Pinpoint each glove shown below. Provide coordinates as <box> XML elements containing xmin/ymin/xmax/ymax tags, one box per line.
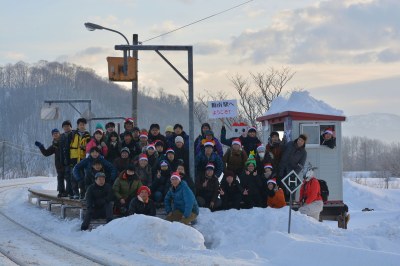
<box><xmin>35</xmin><ymin>141</ymin><xmax>44</xmax><ymax>149</ymax></box>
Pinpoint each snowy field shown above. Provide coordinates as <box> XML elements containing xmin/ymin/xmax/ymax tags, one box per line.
<box><xmin>0</xmin><ymin>175</ymin><xmax>399</xmax><ymax>265</ymax></box>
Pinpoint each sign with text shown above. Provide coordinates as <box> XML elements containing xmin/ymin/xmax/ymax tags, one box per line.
<box><xmin>207</xmin><ymin>100</ymin><xmax>238</xmax><ymax>119</ymax></box>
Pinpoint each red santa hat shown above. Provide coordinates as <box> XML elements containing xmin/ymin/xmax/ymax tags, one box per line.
<box><xmin>124</xmin><ymin>117</ymin><xmax>134</xmax><ymax>124</ymax></box>
<box><xmin>137</xmin><ymin>185</ymin><xmax>151</xmax><ymax>195</ymax></box>
<box><xmin>147</xmin><ymin>143</ymin><xmax>156</xmax><ymax>150</ymax></box>
<box><xmin>267</xmin><ymin>178</ymin><xmax>277</xmax><ymax>185</ymax></box>
<box><xmin>264</xmin><ymin>163</ymin><xmax>273</xmax><ymax>169</ymax></box>
<box><xmin>139</xmin><ymin>154</ymin><xmax>148</xmax><ymax>161</ymax></box>
<box><xmin>94</xmin><ymin>128</ymin><xmax>104</xmax><ymax>135</ymax></box>
<box><xmin>166</xmin><ymin>148</ymin><xmax>175</xmax><ymax>154</ymax></box>
<box><xmin>257</xmin><ymin>143</ymin><xmax>265</xmax><ymax>152</ymax></box>
<box><xmin>170</xmin><ymin>171</ymin><xmax>181</xmax><ymax>181</ymax></box>
<box><xmin>139</xmin><ymin>131</ymin><xmax>148</xmax><ymax>139</ymax></box>
<box><xmin>248</xmin><ymin>126</ymin><xmax>257</xmax><ymax>133</ymax></box>
<box><xmin>205</xmin><ymin>163</ymin><xmax>215</xmax><ymax>170</ymax></box>
<box><xmin>323</xmin><ymin>128</ymin><xmax>334</xmax><ymax>135</ymax></box>
<box><xmin>232</xmin><ymin>138</ymin><xmax>242</xmax><ymax>146</ymax></box>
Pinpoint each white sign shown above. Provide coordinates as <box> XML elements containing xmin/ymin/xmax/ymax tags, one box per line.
<box><xmin>207</xmin><ymin>100</ymin><xmax>238</xmax><ymax>119</ymax></box>
<box><xmin>281</xmin><ymin>170</ymin><xmax>303</xmax><ymax>194</ymax></box>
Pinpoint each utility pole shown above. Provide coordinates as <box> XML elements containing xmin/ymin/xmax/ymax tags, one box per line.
<box><xmin>132</xmin><ymin>34</ymin><xmax>138</xmax><ymax>124</ymax></box>
<box><xmin>2</xmin><ymin>140</ymin><xmax>4</xmax><ymax>180</ymax></box>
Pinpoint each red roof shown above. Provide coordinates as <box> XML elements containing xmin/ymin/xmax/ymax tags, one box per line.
<box><xmin>256</xmin><ymin>111</ymin><xmax>346</xmax><ymax>123</ymax></box>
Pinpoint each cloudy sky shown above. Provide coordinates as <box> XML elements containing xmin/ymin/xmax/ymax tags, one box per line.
<box><xmin>1</xmin><ymin>0</ymin><xmax>399</xmax><ymax>116</ymax></box>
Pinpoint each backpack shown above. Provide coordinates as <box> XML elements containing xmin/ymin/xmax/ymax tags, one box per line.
<box><xmin>318</xmin><ymin>179</ymin><xmax>329</xmax><ymax>202</ymax></box>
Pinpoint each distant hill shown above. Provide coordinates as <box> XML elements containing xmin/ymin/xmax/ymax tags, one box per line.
<box><xmin>343</xmin><ymin>113</ymin><xmax>400</xmax><ymax>143</ymax></box>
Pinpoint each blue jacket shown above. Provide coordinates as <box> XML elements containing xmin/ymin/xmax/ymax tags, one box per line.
<box><xmin>195</xmin><ymin>151</ymin><xmax>224</xmax><ymax>178</ymax></box>
<box><xmin>73</xmin><ymin>156</ymin><xmax>117</xmax><ymax>182</ymax></box>
<box><xmin>164</xmin><ymin>181</ymin><xmax>199</xmax><ymax>218</ymax></box>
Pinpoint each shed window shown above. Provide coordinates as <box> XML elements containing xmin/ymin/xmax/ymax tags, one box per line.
<box><xmin>300</xmin><ymin>124</ymin><xmax>320</xmax><ymax>145</ymax></box>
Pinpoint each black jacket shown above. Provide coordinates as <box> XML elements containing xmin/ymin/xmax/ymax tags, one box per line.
<box><xmin>59</xmin><ymin>131</ymin><xmax>73</xmax><ymax>166</ymax></box>
<box><xmin>39</xmin><ymin>140</ymin><xmax>63</xmax><ymax>172</ymax></box>
<box><xmin>85</xmin><ymin>182</ymin><xmax>113</xmax><ymax>210</ymax></box>
<box><xmin>279</xmin><ymin>138</ymin><xmax>307</xmax><ymax>177</ymax></box>
<box><xmin>128</xmin><ymin>196</ymin><xmax>156</xmax><ymax>216</ymax></box>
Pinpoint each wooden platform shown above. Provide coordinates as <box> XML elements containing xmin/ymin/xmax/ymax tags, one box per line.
<box><xmin>28</xmin><ymin>188</ymin><xmax>86</xmax><ymax>219</ymax></box>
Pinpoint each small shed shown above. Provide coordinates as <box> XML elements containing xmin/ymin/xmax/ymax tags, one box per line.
<box><xmin>257</xmin><ymin>111</ymin><xmax>347</xmax><ymax>219</ymax></box>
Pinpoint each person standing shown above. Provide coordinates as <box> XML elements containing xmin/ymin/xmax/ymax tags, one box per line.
<box><xmin>35</xmin><ymin>128</ymin><xmax>66</xmax><ymax>197</ymax></box>
<box><xmin>59</xmin><ymin>120</ymin><xmax>74</xmax><ymax>198</ymax></box>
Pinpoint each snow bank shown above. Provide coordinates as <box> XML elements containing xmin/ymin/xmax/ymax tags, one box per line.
<box><xmin>266</xmin><ymin>91</ymin><xmax>344</xmax><ymax>116</ymax></box>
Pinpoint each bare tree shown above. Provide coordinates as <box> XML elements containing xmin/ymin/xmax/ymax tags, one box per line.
<box><xmin>229</xmin><ymin>67</ymin><xmax>295</xmax><ymax>125</ymax></box>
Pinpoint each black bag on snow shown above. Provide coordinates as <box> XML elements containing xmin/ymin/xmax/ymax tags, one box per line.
<box><xmin>318</xmin><ymin>179</ymin><xmax>329</xmax><ymax>202</ymax></box>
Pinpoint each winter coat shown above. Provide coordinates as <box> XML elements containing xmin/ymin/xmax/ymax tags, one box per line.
<box><xmin>180</xmin><ymin>173</ymin><xmax>195</xmax><ymax>194</ymax></box>
<box><xmin>223</xmin><ymin>148</ymin><xmax>248</xmax><ymax>176</ymax></box>
<box><xmin>279</xmin><ymin>138</ymin><xmax>307</xmax><ymax>177</ymax></box>
<box><xmin>121</xmin><ymin>140</ymin><xmax>140</xmax><ymax>159</ymax></box>
<box><xmin>219</xmin><ymin>179</ymin><xmax>242</xmax><ymax>206</ymax></box>
<box><xmin>85</xmin><ymin>182</ymin><xmax>113</xmax><ymax>210</ymax></box>
<box><xmin>195</xmin><ymin>137</ymin><xmax>224</xmax><ymax>158</ymax></box>
<box><xmin>299</xmin><ymin>177</ymin><xmax>322</xmax><ymax>205</ymax></box>
<box><xmin>320</xmin><ymin>135</ymin><xmax>336</xmax><ymax>149</ymax></box>
<box><xmin>112</xmin><ymin>171</ymin><xmax>142</xmax><ymax>201</ymax></box>
<box><xmin>135</xmin><ymin>164</ymin><xmax>153</xmax><ymax>187</ymax></box>
<box><xmin>73</xmin><ymin>156</ymin><xmax>117</xmax><ymax>183</ymax></box>
<box><xmin>173</xmin><ymin>145</ymin><xmax>189</xmax><ymax>171</ymax></box>
<box><xmin>151</xmin><ymin>169</ymin><xmax>172</xmax><ymax>198</ymax></box>
<box><xmin>266</xmin><ymin>141</ymin><xmax>284</xmax><ymax>172</ymax></box>
<box><xmin>164</xmin><ymin>181</ymin><xmax>199</xmax><ymax>218</ymax></box>
<box><xmin>86</xmin><ymin>138</ymin><xmax>108</xmax><ymax>157</ymax></box>
<box><xmin>128</xmin><ymin>196</ymin><xmax>156</xmax><ymax>216</ymax></box>
<box><xmin>105</xmin><ymin>140</ymin><xmax>121</xmax><ymax>163</ymax></box>
<box><xmin>59</xmin><ymin>131</ymin><xmax>73</xmax><ymax>166</ymax></box>
<box><xmin>69</xmin><ymin>130</ymin><xmax>91</xmax><ymax>164</ymax></box>
<box><xmin>166</xmin><ymin>131</ymin><xmax>190</xmax><ymax>150</ymax></box>
<box><xmin>238</xmin><ymin>170</ymin><xmax>260</xmax><ymax>196</ymax></box>
<box><xmin>113</xmin><ymin>157</ymin><xmax>135</xmax><ymax>175</ymax></box>
<box><xmin>195</xmin><ymin>151</ymin><xmax>224</xmax><ymax>178</ymax></box>
<box><xmin>267</xmin><ymin>188</ymin><xmax>286</xmax><ymax>208</ymax></box>
<box><xmin>255</xmin><ymin>153</ymin><xmax>273</xmax><ymax>176</ymax></box>
<box><xmin>146</xmin><ymin>152</ymin><xmax>159</xmax><ymax>170</ymax></box>
<box><xmin>195</xmin><ymin>175</ymin><xmax>220</xmax><ymax>204</ymax></box>
<box><xmin>148</xmin><ymin>132</ymin><xmax>167</xmax><ymax>146</ymax></box>
<box><xmin>38</xmin><ymin>140</ymin><xmax>63</xmax><ymax>172</ymax></box>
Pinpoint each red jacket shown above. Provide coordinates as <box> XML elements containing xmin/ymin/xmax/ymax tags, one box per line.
<box><xmin>86</xmin><ymin>138</ymin><xmax>108</xmax><ymax>157</ymax></box>
<box><xmin>299</xmin><ymin>177</ymin><xmax>322</xmax><ymax>205</ymax></box>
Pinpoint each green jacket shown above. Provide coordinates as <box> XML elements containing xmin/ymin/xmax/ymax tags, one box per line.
<box><xmin>113</xmin><ymin>170</ymin><xmax>142</xmax><ymax>200</ymax></box>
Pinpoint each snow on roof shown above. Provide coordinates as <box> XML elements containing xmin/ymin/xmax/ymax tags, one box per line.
<box><xmin>266</xmin><ymin>91</ymin><xmax>344</xmax><ymax>116</ymax></box>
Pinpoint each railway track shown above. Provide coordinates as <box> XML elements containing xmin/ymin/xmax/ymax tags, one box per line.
<box><xmin>0</xmin><ymin>178</ymin><xmax>109</xmax><ymax>266</ymax></box>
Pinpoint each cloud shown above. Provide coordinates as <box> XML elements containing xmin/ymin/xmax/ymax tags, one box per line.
<box><xmin>230</xmin><ymin>0</ymin><xmax>400</xmax><ymax>64</ymax></box>
<box><xmin>194</xmin><ymin>40</ymin><xmax>226</xmax><ymax>55</ymax></box>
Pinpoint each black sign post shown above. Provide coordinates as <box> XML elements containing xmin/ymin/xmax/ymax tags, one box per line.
<box><xmin>282</xmin><ymin>170</ymin><xmax>303</xmax><ymax>234</ymax></box>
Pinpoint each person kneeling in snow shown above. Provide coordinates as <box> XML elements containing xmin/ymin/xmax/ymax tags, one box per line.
<box><xmin>266</xmin><ymin>178</ymin><xmax>286</xmax><ymax>209</ymax></box>
<box><xmin>81</xmin><ymin>172</ymin><xmax>113</xmax><ymax>231</ymax></box>
<box><xmin>298</xmin><ymin>168</ymin><xmax>323</xmax><ymax>220</ymax></box>
<box><xmin>164</xmin><ymin>172</ymin><xmax>199</xmax><ymax>225</ymax></box>
<box><xmin>128</xmin><ymin>186</ymin><xmax>156</xmax><ymax>216</ymax></box>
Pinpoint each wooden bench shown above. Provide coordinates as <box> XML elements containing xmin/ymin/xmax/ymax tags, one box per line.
<box><xmin>28</xmin><ymin>189</ymin><xmax>87</xmax><ymax>219</ymax></box>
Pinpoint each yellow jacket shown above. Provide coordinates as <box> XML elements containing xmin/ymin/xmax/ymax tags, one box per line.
<box><xmin>70</xmin><ymin>130</ymin><xmax>90</xmax><ymax>162</ymax></box>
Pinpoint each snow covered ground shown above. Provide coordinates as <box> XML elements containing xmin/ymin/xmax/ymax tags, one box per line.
<box><xmin>0</xmin><ymin>176</ymin><xmax>399</xmax><ymax>265</ymax></box>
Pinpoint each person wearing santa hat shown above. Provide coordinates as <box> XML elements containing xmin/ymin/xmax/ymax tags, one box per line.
<box><xmin>151</xmin><ymin>160</ymin><xmax>172</xmax><ymax>205</ymax></box>
<box><xmin>195</xmin><ymin>141</ymin><xmax>224</xmax><ymax>180</ymax></box>
<box><xmin>144</xmin><ymin>143</ymin><xmax>159</xmax><ymax>170</ymax></box>
<box><xmin>128</xmin><ymin>185</ymin><xmax>156</xmax><ymax>216</ymax></box>
<box><xmin>135</xmin><ymin>154</ymin><xmax>153</xmax><ymax>187</ymax></box>
<box><xmin>195</xmin><ymin>163</ymin><xmax>221</xmax><ymax>211</ymax></box>
<box><xmin>255</xmin><ymin>143</ymin><xmax>272</xmax><ymax>174</ymax></box>
<box><xmin>266</xmin><ymin>178</ymin><xmax>286</xmax><ymax>208</ymax></box>
<box><xmin>320</xmin><ymin>127</ymin><xmax>336</xmax><ymax>149</ymax></box>
<box><xmin>165</xmin><ymin>172</ymin><xmax>199</xmax><ymax>225</ymax></box>
<box><xmin>223</xmin><ymin>138</ymin><xmax>248</xmax><ymax>176</ymax></box>
<box><xmin>138</xmin><ymin>130</ymin><xmax>149</xmax><ymax>153</ymax></box>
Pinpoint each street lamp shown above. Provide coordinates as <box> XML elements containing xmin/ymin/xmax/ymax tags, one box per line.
<box><xmin>84</xmin><ymin>22</ymin><xmax>139</xmax><ymax>124</ymax></box>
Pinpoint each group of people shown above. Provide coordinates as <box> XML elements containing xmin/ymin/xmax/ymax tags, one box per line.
<box><xmin>35</xmin><ymin>118</ymin><xmax>336</xmax><ymax>229</ymax></box>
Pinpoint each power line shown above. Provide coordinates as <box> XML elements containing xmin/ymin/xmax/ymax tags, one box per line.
<box><xmin>141</xmin><ymin>0</ymin><xmax>254</xmax><ymax>43</ymax></box>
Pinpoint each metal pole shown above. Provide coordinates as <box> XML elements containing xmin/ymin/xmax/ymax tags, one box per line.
<box><xmin>88</xmin><ymin>100</ymin><xmax>92</xmax><ymax>133</ymax></box>
<box><xmin>132</xmin><ymin>34</ymin><xmax>138</xmax><ymax>124</ymax></box>
<box><xmin>288</xmin><ymin>193</ymin><xmax>293</xmax><ymax>234</ymax></box>
<box><xmin>188</xmin><ymin>47</ymin><xmax>195</xmax><ymax>181</ymax></box>
<box><xmin>2</xmin><ymin>140</ymin><xmax>4</xmax><ymax>180</ymax></box>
